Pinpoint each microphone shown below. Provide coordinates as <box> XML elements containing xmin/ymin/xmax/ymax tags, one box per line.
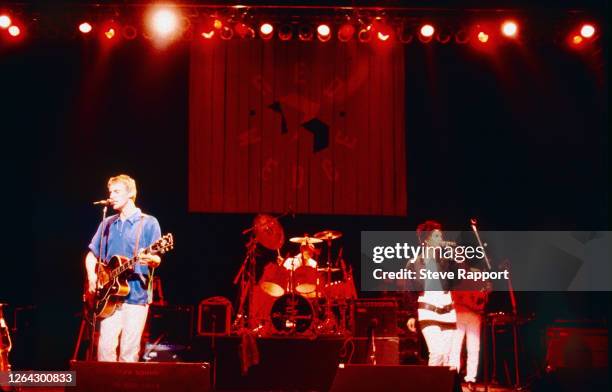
<box><xmin>470</xmin><ymin>218</ymin><xmax>478</xmax><ymax>226</ymax></box>
<box><xmin>93</xmin><ymin>199</ymin><xmax>113</xmax><ymax>206</ymax></box>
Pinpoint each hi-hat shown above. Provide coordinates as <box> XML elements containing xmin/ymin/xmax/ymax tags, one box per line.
<box><xmin>289</xmin><ymin>236</ymin><xmax>323</xmax><ymax>245</ymax></box>
<box><xmin>253</xmin><ymin>214</ymin><xmax>285</xmax><ymax>250</ymax></box>
<box><xmin>314</xmin><ymin>230</ymin><xmax>343</xmax><ymax>241</ymax></box>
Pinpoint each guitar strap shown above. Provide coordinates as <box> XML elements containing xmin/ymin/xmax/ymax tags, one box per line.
<box><xmin>133</xmin><ymin>213</ymin><xmax>157</xmax><ymax>304</ymax></box>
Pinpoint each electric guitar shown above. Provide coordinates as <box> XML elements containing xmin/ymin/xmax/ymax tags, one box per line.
<box><xmin>85</xmin><ymin>233</ymin><xmax>174</xmax><ymax>319</ymax></box>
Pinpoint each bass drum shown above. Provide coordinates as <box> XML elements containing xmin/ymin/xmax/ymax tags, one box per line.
<box><xmin>270</xmin><ymin>294</ymin><xmax>314</xmax><ymax>333</ymax></box>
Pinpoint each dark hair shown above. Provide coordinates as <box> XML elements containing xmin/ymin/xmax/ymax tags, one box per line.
<box><xmin>416</xmin><ymin>220</ymin><xmax>442</xmax><ymax>243</ymax></box>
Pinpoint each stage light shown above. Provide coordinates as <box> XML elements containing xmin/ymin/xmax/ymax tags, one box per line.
<box><xmin>358</xmin><ymin>24</ymin><xmax>372</xmax><ymax>42</ymax></box>
<box><xmin>201</xmin><ymin>30</ymin><xmax>215</xmax><ymax>39</ymax></box>
<box><xmin>259</xmin><ymin>23</ymin><xmax>274</xmax><ymax>39</ymax></box>
<box><xmin>0</xmin><ymin>14</ymin><xmax>11</xmax><ymax>29</ymax></box>
<box><xmin>104</xmin><ymin>27</ymin><xmax>116</xmax><ymax>40</ymax></box>
<box><xmin>398</xmin><ymin>25</ymin><xmax>413</xmax><ymax>44</ymax></box>
<box><xmin>150</xmin><ymin>8</ymin><xmax>179</xmax><ymax>38</ymax></box>
<box><xmin>8</xmin><ymin>25</ymin><xmax>20</xmax><ymax>37</ymax></box>
<box><xmin>337</xmin><ymin>23</ymin><xmax>355</xmax><ymax>42</ymax></box>
<box><xmin>278</xmin><ymin>24</ymin><xmax>292</xmax><ymax>41</ymax></box>
<box><xmin>436</xmin><ymin>28</ymin><xmax>452</xmax><ymax>44</ymax></box>
<box><xmin>572</xmin><ymin>34</ymin><xmax>583</xmax><ymax>45</ymax></box>
<box><xmin>501</xmin><ymin>21</ymin><xmax>518</xmax><ymax>37</ymax></box>
<box><xmin>580</xmin><ymin>24</ymin><xmax>595</xmax><ymax>38</ymax></box>
<box><xmin>420</xmin><ymin>24</ymin><xmax>434</xmax><ymax>38</ymax></box>
<box><xmin>122</xmin><ymin>25</ymin><xmax>138</xmax><ymax>40</ymax></box>
<box><xmin>213</xmin><ymin>19</ymin><xmax>223</xmax><ymax>29</ymax></box>
<box><xmin>477</xmin><ymin>31</ymin><xmax>489</xmax><ymax>43</ymax></box>
<box><xmin>220</xmin><ymin>25</ymin><xmax>233</xmax><ymax>40</ymax></box>
<box><xmin>235</xmin><ymin>22</ymin><xmax>255</xmax><ymax>39</ymax></box>
<box><xmin>317</xmin><ymin>24</ymin><xmax>331</xmax><ymax>42</ymax></box>
<box><xmin>298</xmin><ymin>24</ymin><xmax>313</xmax><ymax>41</ymax></box>
<box><xmin>377</xmin><ymin>31</ymin><xmax>390</xmax><ymax>41</ymax></box>
<box><xmin>78</xmin><ymin>22</ymin><xmax>93</xmax><ymax>34</ymax></box>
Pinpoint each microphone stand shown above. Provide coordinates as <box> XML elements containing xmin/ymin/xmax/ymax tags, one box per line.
<box><xmin>87</xmin><ymin>205</ymin><xmax>108</xmax><ymax>360</ymax></box>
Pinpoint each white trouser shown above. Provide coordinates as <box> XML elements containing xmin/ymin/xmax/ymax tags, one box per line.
<box><xmin>449</xmin><ymin>310</ymin><xmax>481</xmax><ymax>382</ymax></box>
<box><xmin>421</xmin><ymin>325</ymin><xmax>455</xmax><ymax>366</ymax></box>
<box><xmin>97</xmin><ymin>303</ymin><xmax>149</xmax><ymax>362</ymax></box>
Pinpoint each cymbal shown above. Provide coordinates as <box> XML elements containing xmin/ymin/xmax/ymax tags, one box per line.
<box><xmin>317</xmin><ymin>267</ymin><xmax>341</xmax><ymax>272</ymax></box>
<box><xmin>253</xmin><ymin>214</ymin><xmax>285</xmax><ymax>250</ymax></box>
<box><xmin>314</xmin><ymin>230</ymin><xmax>343</xmax><ymax>241</ymax></box>
<box><xmin>289</xmin><ymin>236</ymin><xmax>323</xmax><ymax>245</ymax></box>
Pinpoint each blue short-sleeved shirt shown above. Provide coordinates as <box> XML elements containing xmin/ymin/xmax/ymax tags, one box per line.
<box><xmin>88</xmin><ymin>208</ymin><xmax>162</xmax><ymax>305</ymax></box>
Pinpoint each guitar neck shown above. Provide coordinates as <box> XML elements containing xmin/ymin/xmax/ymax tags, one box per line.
<box><xmin>110</xmin><ymin>245</ymin><xmax>155</xmax><ymax>280</ymax></box>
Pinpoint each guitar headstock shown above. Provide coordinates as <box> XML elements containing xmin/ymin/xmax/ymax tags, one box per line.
<box><xmin>151</xmin><ymin>233</ymin><xmax>174</xmax><ymax>255</ymax></box>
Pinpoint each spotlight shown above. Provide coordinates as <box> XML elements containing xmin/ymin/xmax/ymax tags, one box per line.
<box><xmin>317</xmin><ymin>24</ymin><xmax>331</xmax><ymax>42</ymax></box>
<box><xmin>419</xmin><ymin>24</ymin><xmax>434</xmax><ymax>43</ymax></box>
<box><xmin>235</xmin><ymin>22</ymin><xmax>255</xmax><ymax>39</ymax></box>
<box><xmin>220</xmin><ymin>25</ymin><xmax>234</xmax><ymax>40</ymax></box>
<box><xmin>78</xmin><ymin>22</ymin><xmax>93</xmax><ymax>34</ymax></box>
<box><xmin>104</xmin><ymin>27</ymin><xmax>116</xmax><ymax>39</ymax></box>
<box><xmin>8</xmin><ymin>25</ymin><xmax>20</xmax><ymax>37</ymax></box>
<box><xmin>337</xmin><ymin>23</ymin><xmax>355</xmax><ymax>42</ymax></box>
<box><xmin>213</xmin><ymin>19</ymin><xmax>223</xmax><ymax>29</ymax></box>
<box><xmin>572</xmin><ymin>35</ymin><xmax>583</xmax><ymax>45</ymax></box>
<box><xmin>298</xmin><ymin>24</ymin><xmax>313</xmax><ymax>41</ymax></box>
<box><xmin>150</xmin><ymin>7</ymin><xmax>179</xmax><ymax>38</ymax></box>
<box><xmin>580</xmin><ymin>24</ymin><xmax>595</xmax><ymax>38</ymax></box>
<box><xmin>278</xmin><ymin>24</ymin><xmax>292</xmax><ymax>41</ymax></box>
<box><xmin>477</xmin><ymin>31</ymin><xmax>489</xmax><ymax>43</ymax></box>
<box><xmin>454</xmin><ymin>28</ymin><xmax>469</xmax><ymax>44</ymax></box>
<box><xmin>398</xmin><ymin>25</ymin><xmax>413</xmax><ymax>44</ymax></box>
<box><xmin>358</xmin><ymin>24</ymin><xmax>372</xmax><ymax>42</ymax></box>
<box><xmin>420</xmin><ymin>24</ymin><xmax>435</xmax><ymax>38</ymax></box>
<box><xmin>259</xmin><ymin>22</ymin><xmax>274</xmax><ymax>39</ymax></box>
<box><xmin>122</xmin><ymin>25</ymin><xmax>138</xmax><ymax>40</ymax></box>
<box><xmin>201</xmin><ymin>30</ymin><xmax>215</xmax><ymax>39</ymax></box>
<box><xmin>0</xmin><ymin>14</ymin><xmax>12</xmax><ymax>29</ymax></box>
<box><xmin>501</xmin><ymin>20</ymin><xmax>518</xmax><ymax>38</ymax></box>
<box><xmin>436</xmin><ymin>28</ymin><xmax>452</xmax><ymax>44</ymax></box>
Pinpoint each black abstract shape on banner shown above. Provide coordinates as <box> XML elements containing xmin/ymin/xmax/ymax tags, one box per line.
<box><xmin>301</xmin><ymin>118</ymin><xmax>329</xmax><ymax>153</ymax></box>
<box><xmin>268</xmin><ymin>101</ymin><xmax>288</xmax><ymax>134</ymax></box>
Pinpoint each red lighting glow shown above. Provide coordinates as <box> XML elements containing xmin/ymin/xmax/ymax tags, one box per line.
<box><xmin>8</xmin><ymin>25</ymin><xmax>20</xmax><ymax>37</ymax></box>
<box><xmin>0</xmin><ymin>14</ymin><xmax>11</xmax><ymax>29</ymax></box>
<box><xmin>201</xmin><ymin>30</ymin><xmax>215</xmax><ymax>39</ymax></box>
<box><xmin>420</xmin><ymin>24</ymin><xmax>435</xmax><ymax>37</ymax></box>
<box><xmin>572</xmin><ymin>35</ymin><xmax>583</xmax><ymax>45</ymax></box>
<box><xmin>501</xmin><ymin>21</ymin><xmax>518</xmax><ymax>37</ymax></box>
<box><xmin>338</xmin><ymin>23</ymin><xmax>355</xmax><ymax>42</ymax></box>
<box><xmin>477</xmin><ymin>31</ymin><xmax>489</xmax><ymax>43</ymax></box>
<box><xmin>580</xmin><ymin>24</ymin><xmax>595</xmax><ymax>38</ymax></box>
<box><xmin>79</xmin><ymin>22</ymin><xmax>93</xmax><ymax>34</ymax></box>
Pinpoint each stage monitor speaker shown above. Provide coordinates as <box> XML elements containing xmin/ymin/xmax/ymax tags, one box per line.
<box><xmin>329</xmin><ymin>364</ymin><xmax>461</xmax><ymax>392</ymax></box>
<box><xmin>350</xmin><ymin>337</ymin><xmax>399</xmax><ymax>365</ymax></box>
<box><xmin>145</xmin><ymin>304</ymin><xmax>194</xmax><ymax>345</ymax></box>
<box><xmin>353</xmin><ymin>298</ymin><xmax>398</xmax><ymax>337</ymax></box>
<box><xmin>70</xmin><ymin>360</ymin><xmax>210</xmax><ymax>392</ymax></box>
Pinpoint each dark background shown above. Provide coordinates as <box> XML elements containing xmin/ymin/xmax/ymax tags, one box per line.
<box><xmin>0</xmin><ymin>1</ymin><xmax>609</xmax><ymax>371</ymax></box>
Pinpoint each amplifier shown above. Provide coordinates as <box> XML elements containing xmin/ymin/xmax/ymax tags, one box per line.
<box><xmin>546</xmin><ymin>326</ymin><xmax>608</xmax><ymax>369</ymax></box>
<box><xmin>197</xmin><ymin>296</ymin><xmax>233</xmax><ymax>336</ymax></box>
<box><xmin>352</xmin><ymin>298</ymin><xmax>398</xmax><ymax>338</ymax></box>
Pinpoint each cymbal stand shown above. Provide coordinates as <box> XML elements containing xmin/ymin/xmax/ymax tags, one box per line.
<box><xmin>233</xmin><ymin>237</ymin><xmax>257</xmax><ymax>330</ymax></box>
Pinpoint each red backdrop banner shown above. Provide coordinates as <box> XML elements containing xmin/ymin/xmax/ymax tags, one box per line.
<box><xmin>189</xmin><ymin>39</ymin><xmax>406</xmax><ymax>215</ymax></box>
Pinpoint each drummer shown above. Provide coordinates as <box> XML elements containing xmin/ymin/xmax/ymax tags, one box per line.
<box><xmin>283</xmin><ymin>244</ymin><xmax>318</xmax><ymax>270</ymax></box>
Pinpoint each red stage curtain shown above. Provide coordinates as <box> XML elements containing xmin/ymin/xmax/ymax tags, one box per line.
<box><xmin>189</xmin><ymin>39</ymin><xmax>406</xmax><ymax>215</ymax></box>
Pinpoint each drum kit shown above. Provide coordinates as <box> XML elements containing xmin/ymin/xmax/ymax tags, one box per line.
<box><xmin>234</xmin><ymin>213</ymin><xmax>356</xmax><ymax>336</ymax></box>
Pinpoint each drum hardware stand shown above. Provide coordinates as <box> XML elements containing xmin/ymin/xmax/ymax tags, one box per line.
<box><xmin>0</xmin><ymin>304</ymin><xmax>13</xmax><ymax>375</ymax></box>
<box><xmin>233</xmin><ymin>237</ymin><xmax>257</xmax><ymax>330</ymax></box>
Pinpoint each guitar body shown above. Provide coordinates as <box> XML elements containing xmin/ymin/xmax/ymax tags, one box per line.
<box><xmin>93</xmin><ymin>255</ymin><xmax>131</xmax><ymax>319</ymax></box>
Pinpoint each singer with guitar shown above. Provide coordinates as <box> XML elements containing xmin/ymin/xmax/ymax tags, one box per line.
<box><xmin>84</xmin><ymin>174</ymin><xmax>162</xmax><ymax>362</ymax></box>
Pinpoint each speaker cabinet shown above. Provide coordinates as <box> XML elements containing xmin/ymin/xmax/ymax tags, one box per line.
<box><xmin>329</xmin><ymin>364</ymin><xmax>461</xmax><ymax>392</ymax></box>
<box><xmin>70</xmin><ymin>360</ymin><xmax>210</xmax><ymax>392</ymax></box>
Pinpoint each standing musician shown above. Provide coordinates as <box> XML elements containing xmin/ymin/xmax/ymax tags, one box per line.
<box><xmin>85</xmin><ymin>174</ymin><xmax>162</xmax><ymax>362</ymax></box>
<box><xmin>410</xmin><ymin>220</ymin><xmax>457</xmax><ymax>367</ymax></box>
<box><xmin>449</xmin><ymin>266</ymin><xmax>490</xmax><ymax>386</ymax></box>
